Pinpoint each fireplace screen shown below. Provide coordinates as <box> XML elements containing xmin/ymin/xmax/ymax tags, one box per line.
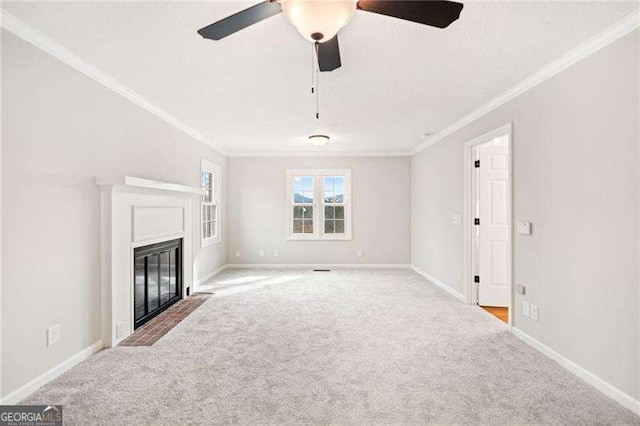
<box><xmin>134</xmin><ymin>238</ymin><xmax>182</xmax><ymax>328</ymax></box>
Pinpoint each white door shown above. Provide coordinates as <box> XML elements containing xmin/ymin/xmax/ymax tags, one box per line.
<box><xmin>478</xmin><ymin>136</ymin><xmax>509</xmax><ymax>307</ymax></box>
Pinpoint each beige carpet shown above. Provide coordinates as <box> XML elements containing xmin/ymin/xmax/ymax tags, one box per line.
<box><xmin>24</xmin><ymin>269</ymin><xmax>639</xmax><ymax>424</ymax></box>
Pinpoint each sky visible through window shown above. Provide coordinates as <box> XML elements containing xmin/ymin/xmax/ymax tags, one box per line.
<box><xmin>293</xmin><ymin>176</ymin><xmax>313</xmax><ymax>203</ymax></box>
<box><xmin>293</xmin><ymin>176</ymin><xmax>344</xmax><ymax>203</ymax></box>
<box><xmin>323</xmin><ymin>177</ymin><xmax>345</xmax><ymax>203</ymax></box>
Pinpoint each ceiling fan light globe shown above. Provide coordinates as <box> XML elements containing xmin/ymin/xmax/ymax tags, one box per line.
<box><xmin>308</xmin><ymin>134</ymin><xmax>330</xmax><ymax>146</ymax></box>
<box><xmin>280</xmin><ymin>0</ymin><xmax>357</xmax><ymax>43</ymax></box>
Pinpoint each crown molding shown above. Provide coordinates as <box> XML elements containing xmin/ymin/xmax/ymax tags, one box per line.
<box><xmin>4</xmin><ymin>8</ymin><xmax>637</xmax><ymax>159</ymax></box>
<box><xmin>0</xmin><ymin>10</ymin><xmax>410</xmax><ymax>159</ymax></box>
<box><xmin>226</xmin><ymin>150</ymin><xmax>411</xmax><ymax>158</ymax></box>
<box><xmin>411</xmin><ymin>10</ymin><xmax>640</xmax><ymax>155</ymax></box>
<box><xmin>1</xmin><ymin>10</ymin><xmax>229</xmax><ymax>156</ymax></box>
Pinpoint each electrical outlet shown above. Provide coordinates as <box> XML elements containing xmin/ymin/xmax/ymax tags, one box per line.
<box><xmin>517</xmin><ymin>221</ymin><xmax>532</xmax><ymax>235</ymax></box>
<box><xmin>530</xmin><ymin>304</ymin><xmax>539</xmax><ymax>321</ymax></box>
<box><xmin>235</xmin><ymin>250</ymin><xmax>241</xmax><ymax>257</ymax></box>
<box><xmin>522</xmin><ymin>301</ymin><xmax>530</xmax><ymax>318</ymax></box>
<box><xmin>356</xmin><ymin>249</ymin><xmax>363</xmax><ymax>257</ymax></box>
<box><xmin>47</xmin><ymin>324</ymin><xmax>61</xmax><ymax>347</ymax></box>
<box><xmin>456</xmin><ymin>270</ymin><xmax>462</xmax><ymax>281</ymax></box>
<box><xmin>451</xmin><ymin>214</ymin><xmax>461</xmax><ymax>225</ymax></box>
<box><xmin>116</xmin><ymin>322</ymin><xmax>124</xmax><ymax>339</ymax></box>
<box><xmin>259</xmin><ymin>250</ymin><xmax>264</xmax><ymax>257</ymax></box>
<box><xmin>273</xmin><ymin>249</ymin><xmax>279</xmax><ymax>257</ymax></box>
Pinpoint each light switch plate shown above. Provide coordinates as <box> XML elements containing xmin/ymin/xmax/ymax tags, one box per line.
<box><xmin>522</xmin><ymin>301</ymin><xmax>530</xmax><ymax>318</ymax></box>
<box><xmin>530</xmin><ymin>304</ymin><xmax>539</xmax><ymax>321</ymax></box>
<box><xmin>47</xmin><ymin>324</ymin><xmax>61</xmax><ymax>347</ymax></box>
<box><xmin>515</xmin><ymin>284</ymin><xmax>526</xmax><ymax>295</ymax></box>
<box><xmin>517</xmin><ymin>221</ymin><xmax>532</xmax><ymax>235</ymax></box>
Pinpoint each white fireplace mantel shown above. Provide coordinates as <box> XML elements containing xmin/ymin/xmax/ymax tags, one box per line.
<box><xmin>95</xmin><ymin>176</ymin><xmax>206</xmax><ymax>196</ymax></box>
<box><xmin>96</xmin><ymin>176</ymin><xmax>200</xmax><ymax>347</ymax></box>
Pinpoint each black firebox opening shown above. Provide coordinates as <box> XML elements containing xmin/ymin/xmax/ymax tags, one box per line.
<box><xmin>133</xmin><ymin>238</ymin><xmax>183</xmax><ymax>329</ymax></box>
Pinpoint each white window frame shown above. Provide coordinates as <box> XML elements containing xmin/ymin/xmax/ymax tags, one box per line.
<box><xmin>286</xmin><ymin>169</ymin><xmax>352</xmax><ymax>241</ymax></box>
<box><xmin>201</xmin><ymin>159</ymin><xmax>221</xmax><ymax>247</ymax></box>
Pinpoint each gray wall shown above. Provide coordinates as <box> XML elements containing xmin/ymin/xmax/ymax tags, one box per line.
<box><xmin>1</xmin><ymin>32</ymin><xmax>227</xmax><ymax>397</ymax></box>
<box><xmin>227</xmin><ymin>156</ymin><xmax>411</xmax><ymax>265</ymax></box>
<box><xmin>412</xmin><ymin>30</ymin><xmax>639</xmax><ymax>399</ymax></box>
<box><xmin>2</xmin><ymin>16</ymin><xmax>638</xmax><ymax>407</ymax></box>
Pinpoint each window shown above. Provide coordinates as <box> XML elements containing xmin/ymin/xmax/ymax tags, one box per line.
<box><xmin>201</xmin><ymin>159</ymin><xmax>221</xmax><ymax>247</ymax></box>
<box><xmin>323</xmin><ymin>176</ymin><xmax>346</xmax><ymax>234</ymax></box>
<box><xmin>292</xmin><ymin>176</ymin><xmax>314</xmax><ymax>234</ymax></box>
<box><xmin>286</xmin><ymin>169</ymin><xmax>351</xmax><ymax>240</ymax></box>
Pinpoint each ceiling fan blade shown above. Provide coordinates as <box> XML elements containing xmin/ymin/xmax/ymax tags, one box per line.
<box><xmin>356</xmin><ymin>1</ymin><xmax>463</xmax><ymax>29</ymax></box>
<box><xmin>198</xmin><ymin>1</ymin><xmax>282</xmax><ymax>40</ymax></box>
<box><xmin>316</xmin><ymin>35</ymin><xmax>342</xmax><ymax>72</ymax></box>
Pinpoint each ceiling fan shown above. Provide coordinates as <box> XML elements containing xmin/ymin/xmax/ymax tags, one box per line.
<box><xmin>198</xmin><ymin>0</ymin><xmax>464</xmax><ymax>72</ymax></box>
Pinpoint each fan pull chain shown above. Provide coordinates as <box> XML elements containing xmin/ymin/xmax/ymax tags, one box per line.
<box><xmin>311</xmin><ymin>43</ymin><xmax>315</xmax><ymax>94</ymax></box>
<box><xmin>314</xmin><ymin>42</ymin><xmax>320</xmax><ymax>120</ymax></box>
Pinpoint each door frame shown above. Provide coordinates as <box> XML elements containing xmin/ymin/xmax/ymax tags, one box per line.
<box><xmin>463</xmin><ymin>122</ymin><xmax>514</xmax><ymax>327</ymax></box>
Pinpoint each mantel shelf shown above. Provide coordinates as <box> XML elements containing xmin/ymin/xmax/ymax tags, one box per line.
<box><xmin>95</xmin><ymin>176</ymin><xmax>205</xmax><ymax>195</ymax></box>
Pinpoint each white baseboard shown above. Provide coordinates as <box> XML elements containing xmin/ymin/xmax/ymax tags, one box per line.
<box><xmin>511</xmin><ymin>327</ymin><xmax>640</xmax><ymax>416</ymax></box>
<box><xmin>410</xmin><ymin>265</ymin><xmax>465</xmax><ymax>301</ymax></box>
<box><xmin>1</xmin><ymin>340</ymin><xmax>104</xmax><ymax>405</ymax></box>
<box><xmin>225</xmin><ymin>263</ymin><xmax>411</xmax><ymax>270</ymax></box>
<box><xmin>194</xmin><ymin>264</ymin><xmax>228</xmax><ymax>288</ymax></box>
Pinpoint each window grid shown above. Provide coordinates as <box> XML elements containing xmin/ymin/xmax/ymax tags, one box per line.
<box><xmin>323</xmin><ymin>176</ymin><xmax>346</xmax><ymax>235</ymax></box>
<box><xmin>292</xmin><ymin>176</ymin><xmax>314</xmax><ymax>234</ymax></box>
<box><xmin>201</xmin><ymin>169</ymin><xmax>217</xmax><ymax>241</ymax></box>
<box><xmin>287</xmin><ymin>169</ymin><xmax>351</xmax><ymax>241</ymax></box>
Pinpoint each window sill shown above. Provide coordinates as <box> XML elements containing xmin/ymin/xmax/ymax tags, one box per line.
<box><xmin>286</xmin><ymin>235</ymin><xmax>352</xmax><ymax>241</ymax></box>
<box><xmin>201</xmin><ymin>237</ymin><xmax>221</xmax><ymax>248</ymax></box>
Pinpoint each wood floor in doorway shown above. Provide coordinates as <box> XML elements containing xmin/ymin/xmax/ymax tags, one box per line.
<box><xmin>480</xmin><ymin>306</ymin><xmax>508</xmax><ymax>323</ymax></box>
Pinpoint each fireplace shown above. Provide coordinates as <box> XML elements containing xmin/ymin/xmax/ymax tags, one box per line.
<box><xmin>133</xmin><ymin>238</ymin><xmax>183</xmax><ymax>328</ymax></box>
<box><xmin>97</xmin><ymin>176</ymin><xmax>200</xmax><ymax>346</ymax></box>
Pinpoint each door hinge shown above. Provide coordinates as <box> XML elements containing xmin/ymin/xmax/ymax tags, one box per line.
<box><xmin>474</xmin><ymin>275</ymin><xmax>480</xmax><ymax>283</ymax></box>
<box><xmin>474</xmin><ymin>160</ymin><xmax>480</xmax><ymax>168</ymax></box>
<box><xmin>474</xmin><ymin>218</ymin><xmax>480</xmax><ymax>226</ymax></box>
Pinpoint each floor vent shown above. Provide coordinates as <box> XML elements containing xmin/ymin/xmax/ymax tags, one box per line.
<box><xmin>313</xmin><ymin>269</ymin><xmax>331</xmax><ymax>272</ymax></box>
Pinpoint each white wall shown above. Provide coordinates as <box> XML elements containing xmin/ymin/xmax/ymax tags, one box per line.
<box><xmin>1</xmin><ymin>31</ymin><xmax>227</xmax><ymax>398</ymax></box>
<box><xmin>228</xmin><ymin>156</ymin><xmax>411</xmax><ymax>265</ymax></box>
<box><xmin>412</xmin><ymin>30</ymin><xmax>640</xmax><ymax>399</ymax></box>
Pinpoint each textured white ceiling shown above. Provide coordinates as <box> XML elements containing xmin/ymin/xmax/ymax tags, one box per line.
<box><xmin>2</xmin><ymin>1</ymin><xmax>638</xmax><ymax>154</ymax></box>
